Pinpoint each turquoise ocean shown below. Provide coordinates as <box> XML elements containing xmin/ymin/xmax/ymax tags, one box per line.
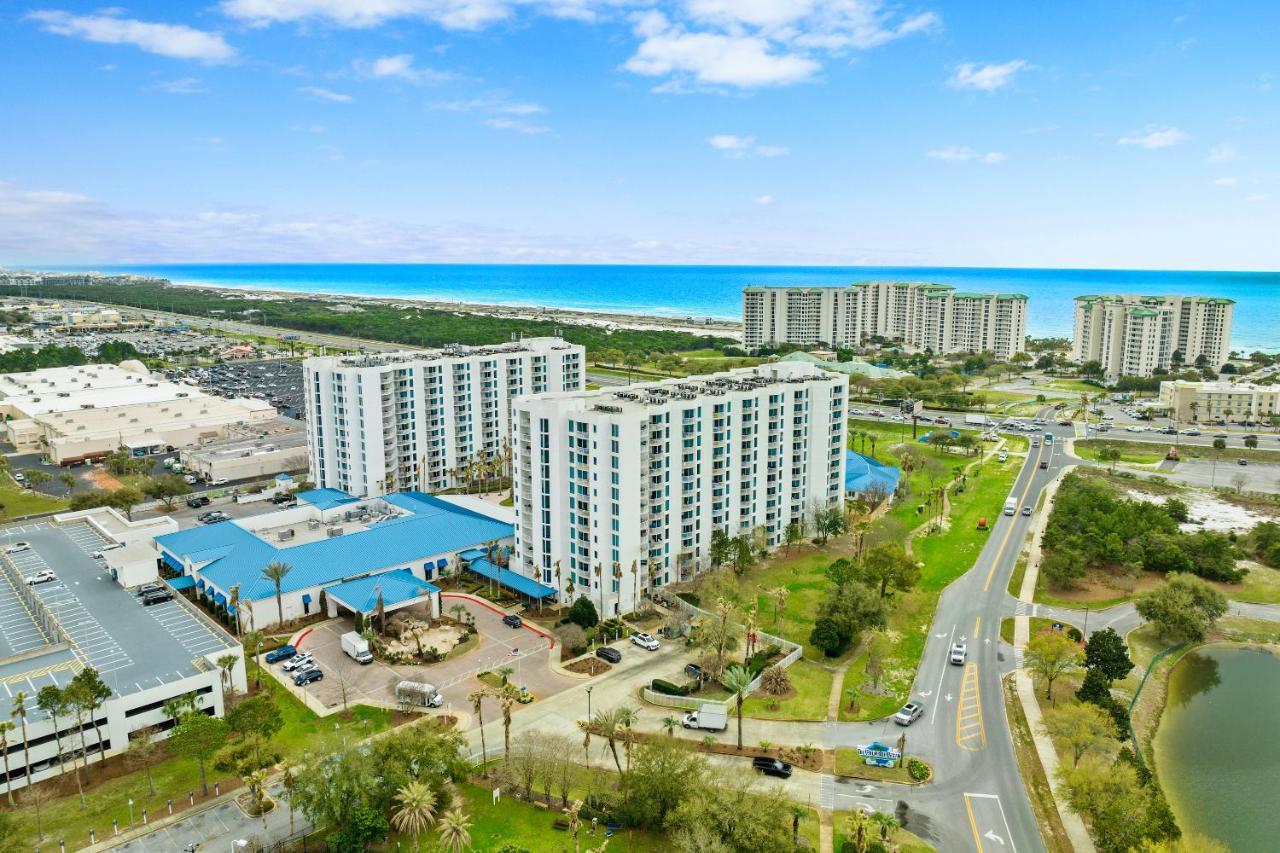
<box><xmin>69</xmin><ymin>264</ymin><xmax>1280</xmax><ymax>352</ymax></box>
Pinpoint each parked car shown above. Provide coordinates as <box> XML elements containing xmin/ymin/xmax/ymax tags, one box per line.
<box><xmin>91</xmin><ymin>543</ymin><xmax>124</xmax><ymax>559</ymax></box>
<box><xmin>264</xmin><ymin>645</ymin><xmax>297</xmax><ymax>663</ymax></box>
<box><xmin>282</xmin><ymin>652</ymin><xmax>314</xmax><ymax>672</ymax></box>
<box><xmin>183</xmin><ymin>474</ymin><xmax>199</xmax><ymax>485</ymax></box>
<box><xmin>1238</xmin><ymin>458</ymin><xmax>1249</xmax><ymax>466</ymax></box>
<box><xmin>5</xmin><ymin>541</ymin><xmax>31</xmax><ymax>554</ymax></box>
<box><xmin>949</xmin><ymin>642</ymin><xmax>967</xmax><ymax>665</ymax></box>
<box><xmin>997</xmin><ymin>451</ymin><xmax>1009</xmax><ymax>462</ymax></box>
<box><xmin>752</xmin><ymin>757</ymin><xmax>792</xmax><ymax>779</ymax></box>
<box><xmin>630</xmin><ymin>631</ymin><xmax>660</xmax><ymax>651</ymax></box>
<box><xmin>271</xmin><ymin>493</ymin><xmax>295</xmax><ymax>504</ymax></box>
<box><xmin>25</xmin><ymin>569</ymin><xmax>56</xmax><ymax>585</ymax></box>
<box><xmin>136</xmin><ymin>583</ymin><xmax>165</xmax><ymax>597</ymax></box>
<box><xmin>501</xmin><ymin>613</ymin><xmax>524</xmax><ymax>629</ymax></box>
<box><xmin>684</xmin><ymin>662</ymin><xmax>705</xmax><ymax>680</ymax></box>
<box><xmin>596</xmin><ymin>647</ymin><xmax>622</xmax><ymax>664</ymax></box>
<box><xmin>294</xmin><ymin>668</ymin><xmax>324</xmax><ymax>686</ymax></box>
<box><xmin>1180</xmin><ymin>428</ymin><xmax>1201</xmax><ymax>436</ymax></box>
<box><xmin>199</xmin><ymin>511</ymin><xmax>230</xmax><ymax>524</ymax></box>
<box><xmin>893</xmin><ymin>701</ymin><xmax>924</xmax><ymax>726</ymax></box>
<box><xmin>211</xmin><ymin>478</ymin><xmax>229</xmax><ymax>486</ymax></box>
<box><xmin>142</xmin><ymin>590</ymin><xmax>174</xmax><ymax>606</ymax></box>
<box><xmin>13</xmin><ymin>472</ymin><xmax>25</xmax><ymax>483</ymax></box>
<box><xmin>187</xmin><ymin>495</ymin><xmax>211</xmax><ymax>509</ymax></box>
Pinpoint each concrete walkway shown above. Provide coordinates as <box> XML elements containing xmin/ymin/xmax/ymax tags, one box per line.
<box><xmin>1013</xmin><ymin>466</ymin><xmax>1097</xmax><ymax>853</ymax></box>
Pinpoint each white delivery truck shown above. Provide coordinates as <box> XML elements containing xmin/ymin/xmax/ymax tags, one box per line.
<box><xmin>965</xmin><ymin>414</ymin><xmax>989</xmax><ymax>427</ymax></box>
<box><xmin>681</xmin><ymin>703</ymin><xmax>729</xmax><ymax>732</ymax></box>
<box><xmin>1003</xmin><ymin>496</ymin><xmax>1018</xmax><ymax>516</ymax></box>
<box><xmin>395</xmin><ymin>680</ymin><xmax>444</xmax><ymax>708</ymax></box>
<box><xmin>341</xmin><ymin>631</ymin><xmax>374</xmax><ymax>664</ymax></box>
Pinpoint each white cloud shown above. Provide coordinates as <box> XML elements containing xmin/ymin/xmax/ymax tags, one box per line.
<box><xmin>220</xmin><ymin>0</ymin><xmax>513</xmax><ymax>31</ymax></box>
<box><xmin>1207</xmin><ymin>143</ymin><xmax>1237</xmax><ymax>163</ymax></box>
<box><xmin>484</xmin><ymin>117</ymin><xmax>549</xmax><ymax>134</ymax></box>
<box><xmin>433</xmin><ymin>97</ymin><xmax>545</xmax><ymax>115</ymax></box>
<box><xmin>926</xmin><ymin>145</ymin><xmax>1004</xmax><ymax>164</ymax></box>
<box><xmin>1117</xmin><ymin>126</ymin><xmax>1189</xmax><ymax>149</ymax></box>
<box><xmin>27</xmin><ymin>10</ymin><xmax>235</xmax><ymax>62</ymax></box>
<box><xmin>1245</xmin><ymin>194</ymin><xmax>1267</xmax><ymax>203</ymax></box>
<box><xmin>707</xmin><ymin>134</ymin><xmax>789</xmax><ymax>158</ymax></box>
<box><xmin>353</xmin><ymin>53</ymin><xmax>451</xmax><ymax>83</ymax></box>
<box><xmin>152</xmin><ymin>77</ymin><xmax>207</xmax><ymax>94</ymax></box>
<box><xmin>626</xmin><ymin>12</ymin><xmax>819</xmax><ymax>88</ymax></box>
<box><xmin>947</xmin><ymin>59</ymin><xmax>1028</xmax><ymax>92</ymax></box>
<box><xmin>298</xmin><ymin>86</ymin><xmax>353</xmax><ymax>103</ymax></box>
<box><xmin>755</xmin><ymin>194</ymin><xmax>774</xmax><ymax>205</ymax></box>
<box><xmin>1211</xmin><ymin>177</ymin><xmax>1238</xmax><ymax>187</ymax></box>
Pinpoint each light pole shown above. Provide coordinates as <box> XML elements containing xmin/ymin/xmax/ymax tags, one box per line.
<box><xmin>586</xmin><ymin>685</ymin><xmax>593</xmax><ymax>719</ymax></box>
<box><xmin>128</xmin><ymin>798</ymin><xmax>134</xmax><ymax>826</ymax></box>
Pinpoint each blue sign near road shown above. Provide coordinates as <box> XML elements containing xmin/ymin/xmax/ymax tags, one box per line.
<box><xmin>857</xmin><ymin>742</ymin><xmax>902</xmax><ymax>767</ymax></box>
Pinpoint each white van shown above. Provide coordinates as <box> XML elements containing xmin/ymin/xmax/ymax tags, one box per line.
<box><xmin>1003</xmin><ymin>496</ymin><xmax>1018</xmax><ymax>516</ymax></box>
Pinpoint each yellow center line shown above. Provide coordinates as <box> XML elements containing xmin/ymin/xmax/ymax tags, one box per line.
<box><xmin>973</xmin><ymin>615</ymin><xmax>982</xmax><ymax>638</ymax></box>
<box><xmin>984</xmin><ymin>440</ymin><xmax>1045</xmax><ymax>592</ymax></box>
<box><xmin>964</xmin><ymin>794</ymin><xmax>985</xmax><ymax>853</ymax></box>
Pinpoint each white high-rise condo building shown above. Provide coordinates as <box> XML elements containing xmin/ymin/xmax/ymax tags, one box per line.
<box><xmin>1071</xmin><ymin>295</ymin><xmax>1234</xmax><ymax>380</ymax></box>
<box><xmin>305</xmin><ymin>338</ymin><xmax>585</xmax><ymax>497</ymax></box>
<box><xmin>742</xmin><ymin>282</ymin><xmax>1028</xmax><ymax>360</ymax></box>
<box><xmin>511</xmin><ymin>362</ymin><xmax>848</xmax><ymax>616</ymax></box>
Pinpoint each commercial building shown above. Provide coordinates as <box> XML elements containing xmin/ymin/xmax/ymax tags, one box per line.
<box><xmin>152</xmin><ymin>490</ymin><xmax>514</xmax><ymax>629</ymax></box>
<box><xmin>0</xmin><ymin>516</ymin><xmax>243</xmax><ymax>795</ymax></box>
<box><xmin>0</xmin><ymin>362</ymin><xmax>275</xmax><ymax>463</ymax></box>
<box><xmin>1072</xmin><ymin>295</ymin><xmax>1234</xmax><ymax>380</ymax></box>
<box><xmin>304</xmin><ymin>338</ymin><xmax>585</xmax><ymax>497</ymax></box>
<box><xmin>1158</xmin><ymin>380</ymin><xmax>1280</xmax><ymax>423</ymax></box>
<box><xmin>510</xmin><ymin>362</ymin><xmax>848</xmax><ymax>615</ymax></box>
<box><xmin>178</xmin><ymin>417</ymin><xmax>308</xmax><ymax>483</ymax></box>
<box><xmin>742</xmin><ymin>282</ymin><xmax>1028</xmax><ymax>360</ymax></box>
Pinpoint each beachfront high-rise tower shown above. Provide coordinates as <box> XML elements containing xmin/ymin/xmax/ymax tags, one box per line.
<box><xmin>742</xmin><ymin>282</ymin><xmax>1028</xmax><ymax>360</ymax></box>
<box><xmin>304</xmin><ymin>337</ymin><xmax>584</xmax><ymax>497</ymax></box>
<box><xmin>509</xmin><ymin>362</ymin><xmax>847</xmax><ymax>615</ymax></box>
<box><xmin>1071</xmin><ymin>294</ymin><xmax>1234</xmax><ymax>380</ymax></box>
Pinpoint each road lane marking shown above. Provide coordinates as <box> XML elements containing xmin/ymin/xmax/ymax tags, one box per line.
<box><xmin>964</xmin><ymin>793</ymin><xmax>1017</xmax><ymax>852</ymax></box>
<box><xmin>955</xmin><ymin>662</ymin><xmax>987</xmax><ymax>751</ymax></box>
<box><xmin>984</xmin><ymin>441</ymin><xmax>1045</xmax><ymax>592</ymax></box>
<box><xmin>930</xmin><ymin>623</ymin><xmax>956</xmax><ymax>725</ymax></box>
<box><xmin>973</xmin><ymin>615</ymin><xmax>982</xmax><ymax>637</ymax></box>
<box><xmin>964</xmin><ymin>793</ymin><xmax>984</xmax><ymax>853</ymax></box>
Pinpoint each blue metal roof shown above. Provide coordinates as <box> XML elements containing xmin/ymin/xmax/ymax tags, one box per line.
<box><xmin>465</xmin><ymin>557</ymin><xmax>556</xmax><ymax>599</ymax></box>
<box><xmin>168</xmin><ymin>575</ymin><xmax>197</xmax><ymax>590</ymax></box>
<box><xmin>156</xmin><ymin>492</ymin><xmax>512</xmax><ymax>602</ymax></box>
<box><xmin>324</xmin><ymin>569</ymin><xmax>439</xmax><ymax>614</ymax></box>
<box><xmin>845</xmin><ymin>450</ymin><xmax>901</xmax><ymax>496</ymax></box>
<box><xmin>296</xmin><ymin>488</ymin><xmax>361</xmax><ymax>511</ymax></box>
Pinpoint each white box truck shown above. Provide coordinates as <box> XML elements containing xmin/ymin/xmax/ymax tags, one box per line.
<box><xmin>341</xmin><ymin>631</ymin><xmax>373</xmax><ymax>664</ymax></box>
<box><xmin>965</xmin><ymin>414</ymin><xmax>989</xmax><ymax>427</ymax></box>
<box><xmin>1003</xmin><ymin>496</ymin><xmax>1018</xmax><ymax>516</ymax></box>
<box><xmin>396</xmin><ymin>680</ymin><xmax>444</xmax><ymax>708</ymax></box>
<box><xmin>681</xmin><ymin>703</ymin><xmax>728</xmax><ymax>732</ymax></box>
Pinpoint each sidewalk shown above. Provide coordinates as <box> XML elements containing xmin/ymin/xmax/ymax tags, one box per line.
<box><xmin>101</xmin><ymin>783</ymin><xmax>311</xmax><ymax>853</ymax></box>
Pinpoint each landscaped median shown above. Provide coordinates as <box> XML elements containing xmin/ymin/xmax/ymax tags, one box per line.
<box><xmin>832</xmin><ymin>748</ymin><xmax>932</xmax><ymax>784</ymax></box>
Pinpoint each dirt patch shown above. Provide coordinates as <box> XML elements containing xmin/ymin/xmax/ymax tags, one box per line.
<box><xmin>1044</xmin><ymin>569</ymin><xmax>1164</xmax><ymax>602</ymax></box>
<box><xmin>564</xmin><ymin>657</ymin><xmax>611</xmax><ymax>676</ymax></box>
<box><xmin>1127</xmin><ymin>488</ymin><xmax>1277</xmax><ymax>533</ymax></box>
<box><xmin>85</xmin><ymin>468</ymin><xmax>123</xmax><ymax>490</ymax></box>
<box><xmin>384</xmin><ymin>612</ymin><xmax>465</xmax><ymax>657</ymax></box>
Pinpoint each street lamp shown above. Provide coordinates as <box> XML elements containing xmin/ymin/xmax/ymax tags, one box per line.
<box><xmin>586</xmin><ymin>685</ymin><xmax>593</xmax><ymax>719</ymax></box>
<box><xmin>127</xmin><ymin>799</ymin><xmax>134</xmax><ymax>826</ymax></box>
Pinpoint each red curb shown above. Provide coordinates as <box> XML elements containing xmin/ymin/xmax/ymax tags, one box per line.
<box><xmin>442</xmin><ymin>591</ymin><xmax>556</xmax><ymax>648</ymax></box>
<box><xmin>293</xmin><ymin>626</ymin><xmax>314</xmax><ymax>649</ymax></box>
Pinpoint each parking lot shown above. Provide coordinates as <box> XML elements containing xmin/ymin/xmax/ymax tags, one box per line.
<box><xmin>269</xmin><ymin>596</ymin><xmax>577</xmax><ymax>718</ymax></box>
<box><xmin>0</xmin><ymin>547</ymin><xmax>52</xmax><ymax>659</ymax></box>
<box><xmin>171</xmin><ymin>359</ymin><xmax>305</xmax><ymax>419</ymax></box>
<box><xmin>0</xmin><ymin>521</ymin><xmax>238</xmax><ymax>695</ymax></box>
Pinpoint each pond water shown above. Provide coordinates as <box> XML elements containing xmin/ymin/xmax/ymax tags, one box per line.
<box><xmin>1153</xmin><ymin>645</ymin><xmax>1280</xmax><ymax>851</ymax></box>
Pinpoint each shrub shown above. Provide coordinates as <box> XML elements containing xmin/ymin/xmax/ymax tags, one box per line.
<box><xmin>907</xmin><ymin>758</ymin><xmax>930</xmax><ymax>781</ymax></box>
<box><xmin>760</xmin><ymin>665</ymin><xmax>792</xmax><ymax>696</ymax></box>
<box><xmin>676</xmin><ymin>592</ymin><xmax>701</xmax><ymax>608</ymax></box>
<box><xmin>567</xmin><ymin>596</ymin><xmax>599</xmax><ymax>629</ymax></box>
<box><xmin>651</xmin><ymin>678</ymin><xmax>689</xmax><ymax>696</ymax></box>
<box><xmin>555</xmin><ymin>623</ymin><xmax>586</xmax><ymax>653</ymax></box>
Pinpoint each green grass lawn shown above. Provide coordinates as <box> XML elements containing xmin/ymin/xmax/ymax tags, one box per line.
<box><xmin>832</xmin><ymin>749</ymin><xmax>930</xmax><ymax>784</ymax></box>
<box><xmin>833</xmin><ymin>817</ymin><xmax>935</xmax><ymax>853</ymax></box>
<box><xmin>1007</xmin><ymin>554</ymin><xmax>1029</xmax><ymax>598</ymax></box>
<box><xmin>0</xmin><ymin>477</ymin><xmax>69</xmax><ymax>519</ymax></box>
<box><xmin>455</xmin><ymin>783</ymin><xmax>671</xmax><ymax>852</ymax></box>
<box><xmin>998</xmin><ymin>616</ymin><xmax>1076</xmax><ymax>646</ymax></box>
<box><xmin>1042</xmin><ymin>378</ymin><xmax>1105</xmax><ymax>395</ymax></box>
<box><xmin>742</xmin><ymin>659</ymin><xmax>833</xmax><ymax>721</ymax></box>
<box><xmin>1221</xmin><ymin>563</ymin><xmax>1280</xmax><ymax>604</ymax></box>
<box><xmin>1074</xmin><ymin>439</ymin><xmax>1166</xmax><ymax>465</ymax></box>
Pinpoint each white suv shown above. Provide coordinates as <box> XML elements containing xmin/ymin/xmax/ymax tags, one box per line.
<box><xmin>630</xmin><ymin>632</ymin><xmax>659</xmax><ymax>651</ymax></box>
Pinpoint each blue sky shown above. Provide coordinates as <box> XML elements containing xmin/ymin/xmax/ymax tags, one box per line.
<box><xmin>1</xmin><ymin>1</ymin><xmax>1277</xmax><ymax>269</ymax></box>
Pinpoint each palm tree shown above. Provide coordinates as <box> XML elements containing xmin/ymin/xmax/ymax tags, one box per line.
<box><xmin>661</xmin><ymin>716</ymin><xmax>678</xmax><ymax>737</ymax></box>
<box><xmin>58</xmin><ymin>472</ymin><xmax>75</xmax><ymax>495</ymax></box>
<box><xmin>612</xmin><ymin>562</ymin><xmax>623</xmax><ymax>617</ymax></box>
<box><xmin>594</xmin><ymin>563</ymin><xmax>604</xmax><ymax>617</ymax></box>
<box><xmin>228</xmin><ymin>583</ymin><xmax>241</xmax><ymax>638</ymax></box>
<box><xmin>0</xmin><ymin>721</ymin><xmax>14</xmax><ymax>803</ymax></box>
<box><xmin>280</xmin><ymin>762</ymin><xmax>301</xmax><ymax>834</ymax></box>
<box><xmin>484</xmin><ymin>539</ymin><xmax>499</xmax><ymax>598</ymax></box>
<box><xmin>770</xmin><ymin>587</ymin><xmax>789</xmax><ymax>624</ymax></box>
<box><xmin>35</xmin><ymin>686</ymin><xmax>67</xmax><ymax>778</ymax></box>
<box><xmin>788</xmin><ymin>803</ymin><xmax>809</xmax><ymax>847</ymax></box>
<box><xmin>589</xmin><ymin>707</ymin><xmax>625</xmax><ymax>778</ymax></box>
<box><xmin>243</xmin><ymin>629</ymin><xmax>265</xmax><ymax>690</ymax></box>
<box><xmin>567</xmin><ymin>800</ymin><xmax>584</xmax><ymax>853</ymax></box>
<box><xmin>10</xmin><ymin>691</ymin><xmax>32</xmax><ymax>795</ymax></box>
<box><xmin>261</xmin><ymin>561</ymin><xmax>293</xmax><ymax>626</ymax></box>
<box><xmin>616</xmin><ymin>706</ymin><xmax>639</xmax><ymax>772</ymax></box>
<box><xmin>216</xmin><ymin>653</ymin><xmax>239</xmax><ymax>697</ymax></box>
<box><xmin>499</xmin><ymin>684</ymin><xmax>518</xmax><ymax>761</ymax></box>
<box><xmin>630</xmin><ymin>560</ymin><xmax>640</xmax><ymax>614</ymax></box>
<box><xmin>849</xmin><ymin>810</ymin><xmax>870</xmax><ymax>853</ymax></box>
<box><xmin>469</xmin><ymin>689</ymin><xmax>490</xmax><ymax>770</ymax></box>
<box><xmin>436</xmin><ymin>808</ymin><xmax>473</xmax><ymax>853</ymax></box>
<box><xmin>391</xmin><ymin>780</ymin><xmax>438</xmax><ymax>849</ymax></box>
<box><xmin>723</xmin><ymin>665</ymin><xmax>754</xmax><ymax>750</ymax></box>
